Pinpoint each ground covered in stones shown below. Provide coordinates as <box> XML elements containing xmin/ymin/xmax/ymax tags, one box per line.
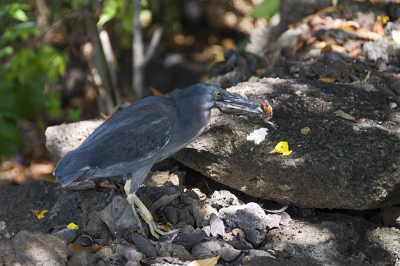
<box><xmin>0</xmin><ymin>160</ymin><xmax>399</xmax><ymax>266</ymax></box>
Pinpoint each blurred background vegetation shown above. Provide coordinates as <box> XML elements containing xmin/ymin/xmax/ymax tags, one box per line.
<box><xmin>0</xmin><ymin>0</ymin><xmax>279</xmax><ymax>185</ymax></box>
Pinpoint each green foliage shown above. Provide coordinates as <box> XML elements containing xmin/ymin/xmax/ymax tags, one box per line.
<box><xmin>98</xmin><ymin>0</ymin><xmax>136</xmax><ymax>33</ymax></box>
<box><xmin>0</xmin><ymin>2</ymin><xmax>67</xmax><ymax>157</ymax></box>
<box><xmin>66</xmin><ymin>107</ymin><xmax>83</xmax><ymax>122</ymax></box>
<box><xmin>162</xmin><ymin>0</ymin><xmax>181</xmax><ymax>32</ymax></box>
<box><xmin>252</xmin><ymin>0</ymin><xmax>280</xmax><ymax>20</ymax></box>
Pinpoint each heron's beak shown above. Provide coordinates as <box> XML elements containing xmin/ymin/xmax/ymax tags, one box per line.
<box><xmin>215</xmin><ymin>93</ymin><xmax>273</xmax><ymax>116</ymax></box>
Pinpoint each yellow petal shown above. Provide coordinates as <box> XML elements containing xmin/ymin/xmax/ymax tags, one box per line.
<box><xmin>31</xmin><ymin>209</ymin><xmax>48</xmax><ymax>219</ymax></box>
<box><xmin>272</xmin><ymin>141</ymin><xmax>292</xmax><ymax>156</ymax></box>
<box><xmin>67</xmin><ymin>223</ymin><xmax>79</xmax><ymax>230</ymax></box>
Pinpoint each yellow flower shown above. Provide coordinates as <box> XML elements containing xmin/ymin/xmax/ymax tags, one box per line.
<box><xmin>31</xmin><ymin>209</ymin><xmax>48</xmax><ymax>219</ymax></box>
<box><xmin>271</xmin><ymin>141</ymin><xmax>292</xmax><ymax>156</ymax></box>
<box><xmin>67</xmin><ymin>223</ymin><xmax>79</xmax><ymax>230</ymax></box>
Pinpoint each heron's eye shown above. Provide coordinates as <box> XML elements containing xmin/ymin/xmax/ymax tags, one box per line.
<box><xmin>215</xmin><ymin>91</ymin><xmax>221</xmax><ymax>97</ymax></box>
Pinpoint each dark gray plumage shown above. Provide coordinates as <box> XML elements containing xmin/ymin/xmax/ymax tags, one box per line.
<box><xmin>54</xmin><ymin>83</ymin><xmax>268</xmax><ymax>193</ymax></box>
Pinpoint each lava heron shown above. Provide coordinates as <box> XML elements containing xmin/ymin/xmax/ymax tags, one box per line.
<box><xmin>54</xmin><ymin>83</ymin><xmax>272</xmax><ymax>238</ymax></box>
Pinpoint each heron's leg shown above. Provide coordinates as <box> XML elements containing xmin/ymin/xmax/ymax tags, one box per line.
<box><xmin>125</xmin><ymin>180</ymin><xmax>179</xmax><ymax>239</ymax></box>
<box><xmin>126</xmin><ymin>193</ymin><xmax>146</xmax><ymax>237</ymax></box>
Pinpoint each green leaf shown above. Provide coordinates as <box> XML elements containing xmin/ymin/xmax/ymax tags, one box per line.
<box><xmin>47</xmin><ymin>92</ymin><xmax>61</xmax><ymax>118</ymax></box>
<box><xmin>0</xmin><ymin>46</ymin><xmax>14</xmax><ymax>58</ymax></box>
<box><xmin>66</xmin><ymin>107</ymin><xmax>82</xmax><ymax>122</ymax></box>
<box><xmin>0</xmin><ymin>10</ymin><xmax>8</xmax><ymax>18</ymax></box>
<box><xmin>38</xmin><ymin>46</ymin><xmax>68</xmax><ymax>83</ymax></box>
<box><xmin>122</xmin><ymin>15</ymin><xmax>133</xmax><ymax>32</ymax></box>
<box><xmin>71</xmin><ymin>0</ymin><xmax>84</xmax><ymax>9</ymax></box>
<box><xmin>98</xmin><ymin>0</ymin><xmax>118</xmax><ymax>26</ymax></box>
<box><xmin>252</xmin><ymin>0</ymin><xmax>280</xmax><ymax>20</ymax></box>
<box><xmin>11</xmin><ymin>49</ymin><xmax>36</xmax><ymax>70</ymax></box>
<box><xmin>12</xmin><ymin>9</ymin><xmax>29</xmax><ymax>22</ymax></box>
<box><xmin>0</xmin><ymin>31</ymin><xmax>17</xmax><ymax>46</ymax></box>
<box><xmin>0</xmin><ymin>118</ymin><xmax>20</xmax><ymax>157</ymax></box>
<box><xmin>0</xmin><ymin>117</ymin><xmax>19</xmax><ymax>140</ymax></box>
<box><xmin>13</xmin><ymin>21</ymin><xmax>37</xmax><ymax>30</ymax></box>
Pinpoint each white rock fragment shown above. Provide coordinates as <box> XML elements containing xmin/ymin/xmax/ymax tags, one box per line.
<box><xmin>246</xmin><ymin>128</ymin><xmax>268</xmax><ymax>145</ymax></box>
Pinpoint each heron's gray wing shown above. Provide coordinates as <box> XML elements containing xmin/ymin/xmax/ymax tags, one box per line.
<box><xmin>87</xmin><ymin>113</ymin><xmax>173</xmax><ymax>168</ymax></box>
<box><xmin>54</xmin><ymin>96</ymin><xmax>175</xmax><ymax>180</ymax></box>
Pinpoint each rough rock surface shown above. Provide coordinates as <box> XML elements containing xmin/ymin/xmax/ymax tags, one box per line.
<box><xmin>0</xmin><ymin>230</ymin><xmax>68</xmax><ymax>266</ymax></box>
<box><xmin>266</xmin><ymin>214</ymin><xmax>399</xmax><ymax>266</ymax></box>
<box><xmin>45</xmin><ymin>120</ymin><xmax>104</xmax><ymax>158</ymax></box>
<box><xmin>173</xmin><ymin>79</ymin><xmax>400</xmax><ymax>210</ymax></box>
<box><xmin>204</xmin><ymin>190</ymin><xmax>240</xmax><ymax>210</ymax></box>
<box><xmin>219</xmin><ymin>202</ymin><xmax>273</xmax><ymax>245</ymax></box>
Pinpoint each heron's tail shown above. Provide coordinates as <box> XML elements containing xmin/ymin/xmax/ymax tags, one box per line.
<box><xmin>56</xmin><ymin>171</ymin><xmax>86</xmax><ymax>185</ymax></box>
<box><xmin>54</xmin><ymin>150</ymin><xmax>89</xmax><ymax>185</ymax></box>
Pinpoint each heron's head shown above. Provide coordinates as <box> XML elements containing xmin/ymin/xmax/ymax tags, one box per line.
<box><xmin>180</xmin><ymin>83</ymin><xmax>272</xmax><ymax>116</ymax></box>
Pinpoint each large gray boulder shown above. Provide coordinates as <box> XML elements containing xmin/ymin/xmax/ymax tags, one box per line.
<box><xmin>45</xmin><ymin>79</ymin><xmax>400</xmax><ymax>210</ymax></box>
<box><xmin>173</xmin><ymin>79</ymin><xmax>400</xmax><ymax>210</ymax></box>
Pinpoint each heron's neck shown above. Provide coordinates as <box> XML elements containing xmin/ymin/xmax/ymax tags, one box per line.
<box><xmin>170</xmin><ymin>95</ymin><xmax>211</xmax><ymax>139</ymax></box>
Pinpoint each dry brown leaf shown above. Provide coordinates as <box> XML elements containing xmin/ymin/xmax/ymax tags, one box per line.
<box><xmin>68</xmin><ymin>243</ymin><xmax>103</xmax><ymax>252</ymax></box>
<box><xmin>30</xmin><ymin>163</ymin><xmax>55</xmax><ymax>177</ymax></box>
<box><xmin>314</xmin><ymin>42</ymin><xmax>327</xmax><ymax>49</ymax></box>
<box><xmin>330</xmin><ymin>44</ymin><xmax>346</xmax><ymax>53</ymax></box>
<box><xmin>149</xmin><ymin>86</ymin><xmax>164</xmax><ymax>96</ymax></box>
<box><xmin>354</xmin><ymin>29</ymin><xmax>382</xmax><ymax>41</ymax></box>
<box><xmin>333</xmin><ymin>23</ymin><xmax>355</xmax><ymax>32</ymax></box>
<box><xmin>348</xmin><ymin>47</ymin><xmax>362</xmax><ymax>58</ymax></box>
<box><xmin>159</xmin><ymin>224</ymin><xmax>173</xmax><ymax>232</ymax></box>
<box><xmin>301</xmin><ymin>127</ymin><xmax>311</xmax><ymax>135</ymax></box>
<box><xmin>107</xmin><ymin>235</ymin><xmax>113</xmax><ymax>246</ymax></box>
<box><xmin>100</xmin><ymin>182</ymin><xmax>114</xmax><ymax>188</ymax></box>
<box><xmin>305</xmin><ymin>36</ymin><xmax>317</xmax><ymax>46</ymax></box>
<box><xmin>321</xmin><ymin>45</ymin><xmax>333</xmax><ymax>53</ymax></box>
<box><xmin>373</xmin><ymin>19</ymin><xmax>385</xmax><ymax>36</ymax></box>
<box><xmin>188</xmin><ymin>255</ymin><xmax>221</xmax><ymax>266</ymax></box>
<box><xmin>320</xmin><ymin>77</ymin><xmax>337</xmax><ymax>83</ymax></box>
<box><xmin>309</xmin><ymin>15</ymin><xmax>326</xmax><ymax>27</ymax></box>
<box><xmin>100</xmin><ymin>113</ymin><xmax>110</xmax><ymax>120</ymax></box>
<box><xmin>291</xmin><ymin>6</ymin><xmax>339</xmax><ymax>28</ymax></box>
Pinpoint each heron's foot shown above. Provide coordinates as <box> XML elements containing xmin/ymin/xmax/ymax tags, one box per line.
<box><xmin>125</xmin><ymin>182</ymin><xmax>179</xmax><ymax>239</ymax></box>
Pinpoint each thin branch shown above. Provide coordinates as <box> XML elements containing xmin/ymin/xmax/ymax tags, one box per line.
<box><xmin>143</xmin><ymin>26</ymin><xmax>163</xmax><ymax>66</ymax></box>
<box><xmin>133</xmin><ymin>0</ymin><xmax>144</xmax><ymax>100</ymax></box>
<box><xmin>98</xmin><ymin>28</ymin><xmax>122</xmax><ymax>106</ymax></box>
<box><xmin>35</xmin><ymin>0</ymin><xmax>50</xmax><ymax>30</ymax></box>
<box><xmin>83</xmin><ymin>0</ymin><xmax>114</xmax><ymax>114</ymax></box>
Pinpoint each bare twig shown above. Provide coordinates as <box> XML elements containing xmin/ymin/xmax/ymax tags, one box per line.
<box><xmin>143</xmin><ymin>26</ymin><xmax>164</xmax><ymax>66</ymax></box>
<box><xmin>133</xmin><ymin>0</ymin><xmax>144</xmax><ymax>100</ymax></box>
<box><xmin>35</xmin><ymin>0</ymin><xmax>50</xmax><ymax>29</ymax></box>
<box><xmin>132</xmin><ymin>0</ymin><xmax>163</xmax><ymax>100</ymax></box>
<box><xmin>83</xmin><ymin>0</ymin><xmax>114</xmax><ymax>114</ymax></box>
<box><xmin>98</xmin><ymin>28</ymin><xmax>122</xmax><ymax>106</ymax></box>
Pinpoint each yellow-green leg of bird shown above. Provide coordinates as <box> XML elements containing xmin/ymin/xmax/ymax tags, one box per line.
<box><xmin>124</xmin><ymin>180</ymin><xmax>178</xmax><ymax>239</ymax></box>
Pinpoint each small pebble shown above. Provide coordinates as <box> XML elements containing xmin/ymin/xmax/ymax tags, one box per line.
<box><xmin>389</xmin><ymin>102</ymin><xmax>397</xmax><ymax>109</ymax></box>
<box><xmin>376</xmin><ymin>58</ymin><xmax>388</xmax><ymax>71</ymax></box>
